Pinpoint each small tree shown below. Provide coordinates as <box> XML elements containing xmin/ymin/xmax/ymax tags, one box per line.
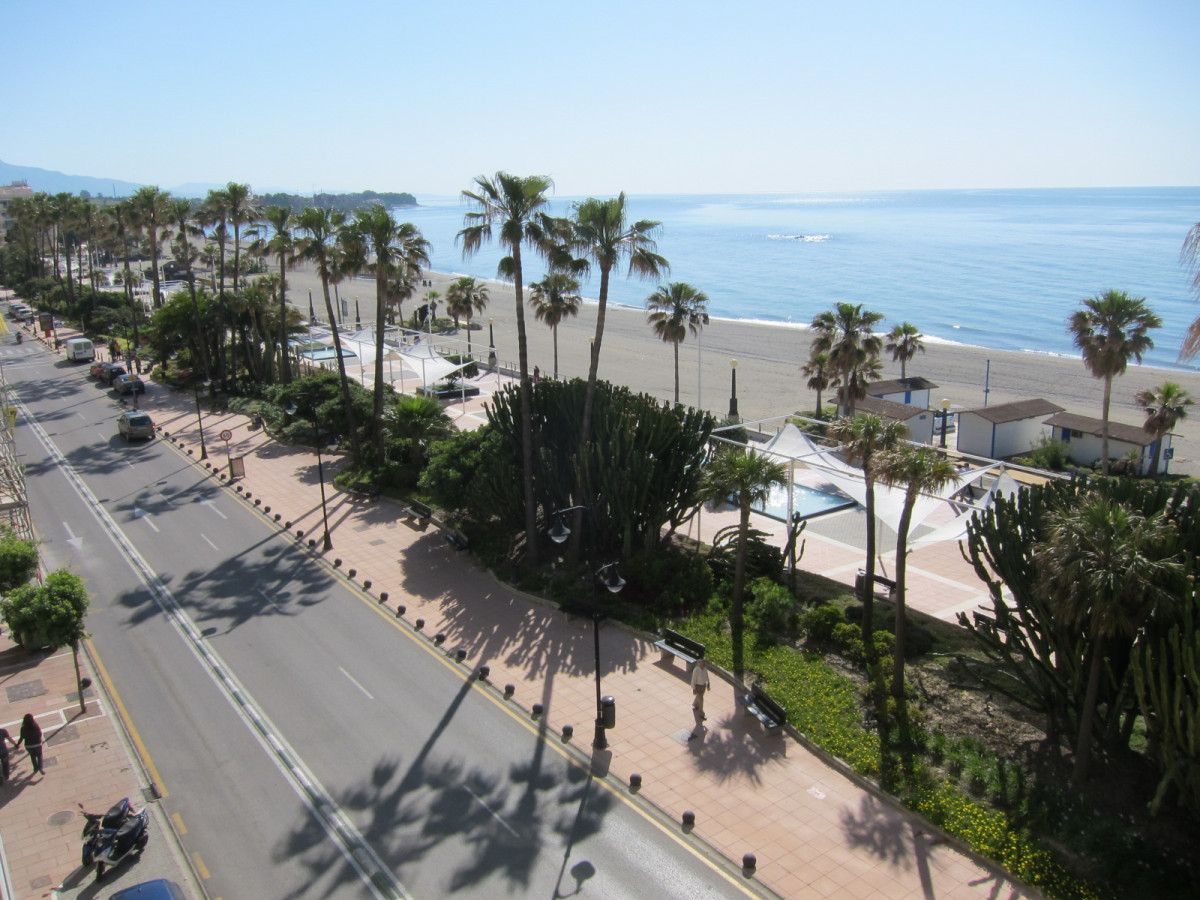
<box><xmin>1</xmin><ymin>570</ymin><xmax>91</xmax><ymax>712</ymax></box>
<box><xmin>0</xmin><ymin>526</ymin><xmax>39</xmax><ymax>593</ymax></box>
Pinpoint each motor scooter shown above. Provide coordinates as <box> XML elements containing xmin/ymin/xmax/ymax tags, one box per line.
<box><xmin>15</xmin><ymin>332</ymin><xmax>22</xmax><ymax>344</ymax></box>
<box><xmin>79</xmin><ymin>798</ymin><xmax>149</xmax><ymax>881</ymax></box>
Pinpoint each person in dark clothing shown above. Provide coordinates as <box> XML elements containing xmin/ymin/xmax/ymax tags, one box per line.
<box><xmin>0</xmin><ymin>726</ymin><xmax>14</xmax><ymax>783</ymax></box>
<box><xmin>16</xmin><ymin>714</ymin><xmax>43</xmax><ymax>775</ymax></box>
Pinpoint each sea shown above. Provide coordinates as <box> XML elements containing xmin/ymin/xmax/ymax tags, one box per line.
<box><xmin>397</xmin><ymin>187</ymin><xmax>1200</xmax><ymax>373</ymax></box>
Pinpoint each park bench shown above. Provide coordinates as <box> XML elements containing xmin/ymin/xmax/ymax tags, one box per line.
<box><xmin>654</xmin><ymin>628</ymin><xmax>705</xmax><ymax>671</ymax></box>
<box><xmin>347</xmin><ymin>483</ymin><xmax>380</xmax><ymax>502</ymax></box>
<box><xmin>405</xmin><ymin>500</ymin><xmax>433</xmax><ymax>523</ymax></box>
<box><xmin>741</xmin><ymin>683</ymin><xmax>787</xmax><ymax>735</ymax></box>
<box><xmin>855</xmin><ymin>569</ymin><xmax>897</xmax><ymax>601</ymax></box>
<box><xmin>972</xmin><ymin>610</ymin><xmax>1007</xmax><ymax>637</ymax></box>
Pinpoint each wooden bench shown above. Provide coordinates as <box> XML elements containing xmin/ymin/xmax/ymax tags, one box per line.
<box><xmin>972</xmin><ymin>610</ymin><xmax>1007</xmax><ymax>636</ymax></box>
<box><xmin>654</xmin><ymin>628</ymin><xmax>705</xmax><ymax>670</ymax></box>
<box><xmin>347</xmin><ymin>483</ymin><xmax>380</xmax><ymax>502</ymax></box>
<box><xmin>855</xmin><ymin>569</ymin><xmax>897</xmax><ymax>600</ymax></box>
<box><xmin>741</xmin><ymin>683</ymin><xmax>786</xmax><ymax>735</ymax></box>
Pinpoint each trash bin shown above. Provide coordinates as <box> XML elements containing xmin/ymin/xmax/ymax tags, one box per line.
<box><xmin>600</xmin><ymin>696</ymin><xmax>616</xmax><ymax>729</ymax></box>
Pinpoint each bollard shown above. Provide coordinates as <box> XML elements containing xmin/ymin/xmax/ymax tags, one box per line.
<box><xmin>629</xmin><ymin>773</ymin><xmax>642</xmax><ymax>790</ymax></box>
<box><xmin>395</xmin><ymin>604</ymin><xmax>405</xmax><ymax>616</ymax></box>
<box><xmin>333</xmin><ymin>558</ymin><xmax>342</xmax><ymax>568</ymax></box>
<box><xmin>379</xmin><ymin>592</ymin><xmax>389</xmax><ymax>604</ymax></box>
<box><xmin>434</xmin><ymin>633</ymin><xmax>446</xmax><ymax>645</ymax></box>
<box><xmin>562</xmin><ymin>725</ymin><xmax>573</xmax><ymax>741</ymax></box>
<box><xmin>347</xmin><ymin>568</ymin><xmax>356</xmax><ymax>579</ymax></box>
<box><xmin>254</xmin><ymin>499</ymin><xmax>261</xmax><ymax>506</ymax></box>
<box><xmin>362</xmin><ymin>579</ymin><xmax>372</xmax><ymax>591</ymax></box>
<box><xmin>477</xmin><ymin>665</ymin><xmax>489</xmax><ymax>680</ymax></box>
<box><xmin>414</xmin><ymin>618</ymin><xmax>424</xmax><ymax>630</ymax></box>
<box><xmin>532</xmin><ymin>703</ymin><xmax>543</xmax><ymax>718</ymax></box>
<box><xmin>504</xmin><ymin>684</ymin><xmax>515</xmax><ymax>698</ymax></box>
<box><xmin>274</xmin><ymin>513</ymin><xmax>281</xmax><ymax>521</ymax></box>
<box><xmin>264</xmin><ymin>506</ymin><xmax>271</xmax><ymax>514</ymax></box>
<box><xmin>285</xmin><ymin>521</ymin><xmax>292</xmax><ymax>529</ymax></box>
<box><xmin>682</xmin><ymin>811</ymin><xmax>696</xmax><ymax>828</ymax></box>
<box><xmin>308</xmin><ymin>539</ymin><xmax>316</xmax><ymax>549</ymax></box>
<box><xmin>742</xmin><ymin>853</ymin><xmax>757</xmax><ymax>872</ymax></box>
<box><xmin>455</xmin><ymin>648</ymin><xmax>467</xmax><ymax>662</ymax></box>
<box><xmin>245</xmin><ymin>492</ymin><xmax>252</xmax><ymax>499</ymax></box>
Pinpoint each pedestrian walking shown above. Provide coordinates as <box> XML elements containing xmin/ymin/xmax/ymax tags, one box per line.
<box><xmin>691</xmin><ymin>658</ymin><xmax>711</xmax><ymax>719</ymax></box>
<box><xmin>0</xmin><ymin>726</ymin><xmax>15</xmax><ymax>783</ymax></box>
<box><xmin>533</xmin><ymin>366</ymin><xmax>541</xmax><ymax>384</ymax></box>
<box><xmin>16</xmin><ymin>714</ymin><xmax>43</xmax><ymax>775</ymax></box>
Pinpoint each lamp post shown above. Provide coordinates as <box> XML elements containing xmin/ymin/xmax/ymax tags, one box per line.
<box><xmin>308</xmin><ymin>289</ymin><xmax>315</xmax><ymax>323</ymax></box>
<box><xmin>287</xmin><ymin>401</ymin><xmax>333</xmax><ymax>551</ymax></box>
<box><xmin>355</xmin><ymin>297</ymin><xmax>361</xmax><ymax>329</ymax></box>
<box><xmin>728</xmin><ymin>359</ymin><xmax>739</xmax><ymax>421</ymax></box>
<box><xmin>193</xmin><ymin>380</ymin><xmax>208</xmax><ymax>461</ymax></box>
<box><xmin>548</xmin><ymin>507</ymin><xmax>625</xmax><ymax>750</ymax></box>
<box><xmin>487</xmin><ymin>318</ymin><xmax>497</xmax><ymax>367</ymax></box>
<box><xmin>939</xmin><ymin>397</ymin><xmax>951</xmax><ymax>449</ymax></box>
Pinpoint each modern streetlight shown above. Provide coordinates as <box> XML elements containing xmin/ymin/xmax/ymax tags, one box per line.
<box><xmin>192</xmin><ymin>380</ymin><xmax>208</xmax><ymax>461</ymax></box>
<box><xmin>308</xmin><ymin>289</ymin><xmax>315</xmax><ymax>323</ymax></box>
<box><xmin>487</xmin><ymin>318</ymin><xmax>497</xmax><ymax>367</ymax></box>
<box><xmin>286</xmin><ymin>400</ymin><xmax>333</xmax><ymax>552</ymax></box>
<box><xmin>355</xmin><ymin>297</ymin><xmax>361</xmax><ymax>328</ymax></box>
<box><xmin>548</xmin><ymin>507</ymin><xmax>625</xmax><ymax>750</ymax></box>
<box><xmin>939</xmin><ymin>397</ymin><xmax>952</xmax><ymax>450</ymax></box>
<box><xmin>728</xmin><ymin>359</ymin><xmax>739</xmax><ymax>421</ymax></box>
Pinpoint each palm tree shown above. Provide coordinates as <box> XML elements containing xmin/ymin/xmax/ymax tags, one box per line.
<box><xmin>646</xmin><ymin>282</ymin><xmax>708</xmax><ymax>406</ymax></box>
<box><xmin>528</xmin><ymin>273</ymin><xmax>582</xmax><ymax>378</ymax></box>
<box><xmin>459</xmin><ymin>172</ymin><xmax>555</xmax><ymax>566</ymax></box>
<box><xmin>130</xmin><ymin>186</ymin><xmax>171</xmax><ymax>308</ymax></box>
<box><xmin>801</xmin><ymin>350</ymin><xmax>833</xmax><ymax>419</ymax></box>
<box><xmin>165</xmin><ymin>198</ymin><xmax>212</xmax><ymax>381</ymax></box>
<box><xmin>885</xmin><ymin>322</ymin><xmax>925</xmax><ymax>379</ymax></box>
<box><xmin>444</xmin><ymin>276</ymin><xmax>490</xmax><ymax>353</ymax></box>
<box><xmin>877</xmin><ymin>446</ymin><xmax>958</xmax><ymax>719</ymax></box>
<box><xmin>828</xmin><ymin>414</ymin><xmax>907</xmax><ymax>655</ymax></box>
<box><xmin>391</xmin><ymin>394</ymin><xmax>453</xmax><ymax>468</ymax></box>
<box><xmin>106</xmin><ymin>200</ymin><xmax>144</xmax><ymax>361</ymax></box>
<box><xmin>1135</xmin><ymin>382</ymin><xmax>1193</xmax><ymax>477</ymax></box>
<box><xmin>1038</xmin><ymin>495</ymin><xmax>1180</xmax><ymax>789</ymax></box>
<box><xmin>810</xmin><ymin>303</ymin><xmax>885</xmax><ymax>416</ymax></box>
<box><xmin>296</xmin><ymin>206</ymin><xmax>362</xmax><ymax>465</ymax></box>
<box><xmin>1067</xmin><ymin>290</ymin><xmax>1162</xmax><ymax>476</ymax></box>
<box><xmin>346</xmin><ymin>205</ymin><xmax>430</xmax><ymax>458</ymax></box>
<box><xmin>221</xmin><ymin>182</ymin><xmax>259</xmax><ymax>293</ymax></box>
<box><xmin>255</xmin><ymin>206</ymin><xmax>298</xmax><ymax>383</ymax></box>
<box><xmin>1180</xmin><ymin>223</ymin><xmax>1200</xmax><ymax>361</ymax></box>
<box><xmin>699</xmin><ymin>447</ymin><xmax>787</xmax><ymax>679</ymax></box>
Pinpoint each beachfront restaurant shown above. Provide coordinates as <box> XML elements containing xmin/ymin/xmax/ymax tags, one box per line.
<box><xmin>1042</xmin><ymin>411</ymin><xmax>1169</xmax><ymax>476</ymax></box>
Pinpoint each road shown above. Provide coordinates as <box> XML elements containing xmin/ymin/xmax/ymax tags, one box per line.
<box><xmin>7</xmin><ymin>343</ymin><xmax>756</xmax><ymax>899</ymax></box>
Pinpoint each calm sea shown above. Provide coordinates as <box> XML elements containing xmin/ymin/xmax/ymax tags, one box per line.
<box><xmin>399</xmin><ymin>187</ymin><xmax>1200</xmax><ymax>372</ymax></box>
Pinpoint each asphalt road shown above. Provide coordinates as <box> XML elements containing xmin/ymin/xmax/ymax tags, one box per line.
<box><xmin>8</xmin><ymin>344</ymin><xmax>757</xmax><ymax>900</ymax></box>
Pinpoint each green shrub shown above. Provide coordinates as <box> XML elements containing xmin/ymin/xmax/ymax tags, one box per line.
<box><xmin>746</xmin><ymin>577</ymin><xmax>798</xmax><ymax>639</ymax></box>
<box><xmin>831</xmin><ymin>622</ymin><xmax>865</xmax><ymax>662</ymax></box>
<box><xmin>622</xmin><ymin>551</ymin><xmax>715</xmax><ymax>617</ymax></box>
<box><xmin>1030</xmin><ymin>434</ymin><xmax>1070</xmax><ymax>471</ymax></box>
<box><xmin>802</xmin><ymin>604</ymin><xmax>844</xmax><ymax>642</ymax></box>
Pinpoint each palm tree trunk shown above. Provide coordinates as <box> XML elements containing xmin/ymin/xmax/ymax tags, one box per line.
<box><xmin>552</xmin><ymin>324</ymin><xmax>559</xmax><ymax>378</ymax></box>
<box><xmin>733</xmin><ymin>504</ymin><xmax>751</xmax><ymax>680</ymax></box>
<box><xmin>571</xmin><ymin>265</ymin><xmax>613</xmax><ymax>563</ymax></box>
<box><xmin>861</xmin><ymin>481</ymin><xmax>878</xmax><ymax>654</ymax></box>
<box><xmin>321</xmin><ymin>277</ymin><xmax>362</xmax><ymax>466</ymax></box>
<box><xmin>1071</xmin><ymin>635</ymin><xmax>1106</xmax><ymax>789</ymax></box>
<box><xmin>279</xmin><ymin>253</ymin><xmax>290</xmax><ymax>383</ymax></box>
<box><xmin>513</xmin><ymin>248</ymin><xmax>540</xmax><ymax>567</ymax></box>
<box><xmin>673</xmin><ymin>341</ymin><xmax>680</xmax><ymax>405</ymax></box>
<box><xmin>1101</xmin><ymin>376</ymin><xmax>1113</xmax><ymax>476</ymax></box>
<box><xmin>372</xmin><ymin>262</ymin><xmax>388</xmax><ymax>457</ymax></box>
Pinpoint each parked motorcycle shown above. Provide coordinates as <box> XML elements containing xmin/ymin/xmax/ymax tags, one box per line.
<box><xmin>79</xmin><ymin>798</ymin><xmax>149</xmax><ymax>881</ymax></box>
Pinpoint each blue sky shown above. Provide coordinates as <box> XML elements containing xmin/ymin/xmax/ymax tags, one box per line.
<box><xmin>6</xmin><ymin>0</ymin><xmax>1197</xmax><ymax>197</ymax></box>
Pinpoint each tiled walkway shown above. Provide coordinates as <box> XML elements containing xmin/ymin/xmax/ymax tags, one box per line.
<box><xmin>0</xmin><ymin>325</ymin><xmax>1037</xmax><ymax>900</ymax></box>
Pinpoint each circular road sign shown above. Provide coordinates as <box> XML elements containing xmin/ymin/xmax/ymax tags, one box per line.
<box><xmin>219</xmin><ymin>429</ymin><xmax>233</xmax><ymax>442</ymax></box>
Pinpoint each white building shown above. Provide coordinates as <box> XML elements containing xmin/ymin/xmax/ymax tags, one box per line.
<box><xmin>1042</xmin><ymin>411</ymin><xmax>1170</xmax><ymax>476</ymax></box>
<box><xmin>854</xmin><ymin>396</ymin><xmax>936</xmax><ymax>444</ymax></box>
<box><xmin>957</xmin><ymin>399</ymin><xmax>1064</xmax><ymax>460</ymax></box>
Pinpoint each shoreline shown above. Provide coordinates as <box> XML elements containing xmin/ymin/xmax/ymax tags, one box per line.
<box><xmin>287</xmin><ymin>263</ymin><xmax>1200</xmax><ymax>477</ymax></box>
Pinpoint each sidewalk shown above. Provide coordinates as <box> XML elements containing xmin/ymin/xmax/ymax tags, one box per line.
<box><xmin>9</xmin><ymin>328</ymin><xmax>1036</xmax><ymax>899</ymax></box>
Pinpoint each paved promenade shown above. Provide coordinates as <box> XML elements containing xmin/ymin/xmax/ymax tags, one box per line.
<box><xmin>0</xmin><ymin>323</ymin><xmax>1037</xmax><ymax>899</ymax></box>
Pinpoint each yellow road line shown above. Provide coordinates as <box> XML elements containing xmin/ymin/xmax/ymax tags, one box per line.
<box><xmin>192</xmin><ymin>852</ymin><xmax>210</xmax><ymax>879</ymax></box>
<box><xmin>85</xmin><ymin>636</ymin><xmax>168</xmax><ymax>798</ymax></box>
<box><xmin>173</xmin><ymin>812</ymin><xmax>188</xmax><ymax>835</ymax></box>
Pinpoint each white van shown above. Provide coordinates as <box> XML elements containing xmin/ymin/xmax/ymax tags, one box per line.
<box><xmin>65</xmin><ymin>338</ymin><xmax>95</xmax><ymax>362</ymax></box>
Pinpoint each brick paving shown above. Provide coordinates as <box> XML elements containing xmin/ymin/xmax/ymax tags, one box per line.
<box><xmin>0</xmin><ymin>321</ymin><xmax>1041</xmax><ymax>899</ymax></box>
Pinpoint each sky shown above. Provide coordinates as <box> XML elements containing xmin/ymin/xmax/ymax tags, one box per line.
<box><xmin>5</xmin><ymin>0</ymin><xmax>1197</xmax><ymax>198</ymax></box>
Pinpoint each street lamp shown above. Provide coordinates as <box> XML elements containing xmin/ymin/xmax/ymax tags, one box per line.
<box><xmin>192</xmin><ymin>380</ymin><xmax>208</xmax><ymax>461</ymax></box>
<box><xmin>487</xmin><ymin>318</ymin><xmax>497</xmax><ymax>368</ymax></box>
<box><xmin>286</xmin><ymin>401</ymin><xmax>333</xmax><ymax>552</ymax></box>
<box><xmin>548</xmin><ymin>507</ymin><xmax>625</xmax><ymax>750</ymax></box>
<box><xmin>728</xmin><ymin>359</ymin><xmax>739</xmax><ymax>421</ymax></box>
<box><xmin>939</xmin><ymin>397</ymin><xmax>952</xmax><ymax>449</ymax></box>
<box><xmin>691</xmin><ymin>311</ymin><xmax>709</xmax><ymax>411</ymax></box>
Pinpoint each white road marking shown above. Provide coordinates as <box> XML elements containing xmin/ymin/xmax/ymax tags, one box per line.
<box><xmin>463</xmin><ymin>786</ymin><xmax>519</xmax><ymax>837</ymax></box>
<box><xmin>201</xmin><ymin>500</ymin><xmax>227</xmax><ymax>519</ymax></box>
<box><xmin>64</xmin><ymin>522</ymin><xmax>83</xmax><ymax>550</ymax></box>
<box><xmin>339</xmin><ymin>667</ymin><xmax>375</xmax><ymax>700</ymax></box>
<box><xmin>201</xmin><ymin>534</ymin><xmax>219</xmax><ymax>551</ymax></box>
<box><xmin>257</xmin><ymin>588</ymin><xmax>283</xmax><ymax>613</ymax></box>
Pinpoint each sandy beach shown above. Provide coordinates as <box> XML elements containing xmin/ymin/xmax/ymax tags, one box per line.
<box><xmin>284</xmin><ymin>264</ymin><xmax>1200</xmax><ymax>478</ymax></box>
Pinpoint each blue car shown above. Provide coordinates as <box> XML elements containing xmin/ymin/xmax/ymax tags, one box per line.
<box><xmin>109</xmin><ymin>879</ymin><xmax>187</xmax><ymax>899</ymax></box>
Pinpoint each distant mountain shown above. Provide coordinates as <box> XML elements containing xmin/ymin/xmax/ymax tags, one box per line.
<box><xmin>0</xmin><ymin>158</ymin><xmax>143</xmax><ymax>197</ymax></box>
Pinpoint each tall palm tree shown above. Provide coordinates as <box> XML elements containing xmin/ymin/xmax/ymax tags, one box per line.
<box><xmin>801</xmin><ymin>350</ymin><xmax>833</xmax><ymax>419</ymax></box>
<box><xmin>165</xmin><ymin>198</ymin><xmax>212</xmax><ymax>380</ymax></box>
<box><xmin>828</xmin><ymin>413</ymin><xmax>907</xmax><ymax>655</ymax></box>
<box><xmin>106</xmin><ymin>200</ymin><xmax>143</xmax><ymax>360</ymax></box>
<box><xmin>255</xmin><ymin>206</ymin><xmax>298</xmax><ymax>383</ymax></box>
<box><xmin>459</xmin><ymin>172</ymin><xmax>555</xmax><ymax>566</ymax></box>
<box><xmin>1135</xmin><ymin>382</ymin><xmax>1193</xmax><ymax>477</ymax></box>
<box><xmin>810</xmin><ymin>303</ymin><xmax>885</xmax><ymax>416</ymax></box>
<box><xmin>645</xmin><ymin>282</ymin><xmax>708</xmax><ymax>406</ymax></box>
<box><xmin>877</xmin><ymin>446</ymin><xmax>958</xmax><ymax>719</ymax></box>
<box><xmin>346</xmin><ymin>205</ymin><xmax>430</xmax><ymax>458</ymax></box>
<box><xmin>528</xmin><ymin>272</ymin><xmax>582</xmax><ymax>378</ymax></box>
<box><xmin>296</xmin><ymin>206</ymin><xmax>361</xmax><ymax>465</ymax></box>
<box><xmin>885</xmin><ymin>322</ymin><xmax>925</xmax><ymax>379</ymax></box>
<box><xmin>1180</xmin><ymin>222</ymin><xmax>1200</xmax><ymax>361</ymax></box>
<box><xmin>130</xmin><ymin>186</ymin><xmax>171</xmax><ymax>308</ymax></box>
<box><xmin>1067</xmin><ymin>289</ymin><xmax>1162</xmax><ymax>476</ymax></box>
<box><xmin>1038</xmin><ymin>495</ymin><xmax>1180</xmax><ymax>789</ymax></box>
<box><xmin>444</xmin><ymin>276</ymin><xmax>489</xmax><ymax>353</ymax></box>
<box><xmin>221</xmin><ymin>182</ymin><xmax>259</xmax><ymax>293</ymax></box>
<box><xmin>699</xmin><ymin>447</ymin><xmax>787</xmax><ymax>680</ymax></box>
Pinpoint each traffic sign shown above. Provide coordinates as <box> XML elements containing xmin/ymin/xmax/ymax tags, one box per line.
<box><xmin>219</xmin><ymin>429</ymin><xmax>233</xmax><ymax>442</ymax></box>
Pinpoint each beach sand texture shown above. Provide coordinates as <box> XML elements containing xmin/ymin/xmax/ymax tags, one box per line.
<box><xmin>287</xmin><ymin>264</ymin><xmax>1200</xmax><ymax>477</ymax></box>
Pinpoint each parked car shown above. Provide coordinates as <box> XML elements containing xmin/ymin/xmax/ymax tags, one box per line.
<box><xmin>91</xmin><ymin>361</ymin><xmax>118</xmax><ymax>379</ymax></box>
<box><xmin>114</xmin><ymin>374</ymin><xmax>146</xmax><ymax>395</ymax></box>
<box><xmin>100</xmin><ymin>365</ymin><xmax>128</xmax><ymax>385</ymax></box>
<box><xmin>117</xmin><ymin>411</ymin><xmax>155</xmax><ymax>440</ymax></box>
<box><xmin>109</xmin><ymin>879</ymin><xmax>187</xmax><ymax>900</ymax></box>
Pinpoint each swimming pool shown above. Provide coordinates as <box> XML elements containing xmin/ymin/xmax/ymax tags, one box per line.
<box><xmin>753</xmin><ymin>482</ymin><xmax>857</xmax><ymax>521</ymax></box>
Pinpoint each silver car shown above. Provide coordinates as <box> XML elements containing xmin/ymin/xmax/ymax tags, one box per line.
<box><xmin>117</xmin><ymin>411</ymin><xmax>155</xmax><ymax>440</ymax></box>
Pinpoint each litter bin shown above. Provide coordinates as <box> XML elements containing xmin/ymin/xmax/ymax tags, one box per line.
<box><xmin>600</xmin><ymin>696</ymin><xmax>616</xmax><ymax>729</ymax></box>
